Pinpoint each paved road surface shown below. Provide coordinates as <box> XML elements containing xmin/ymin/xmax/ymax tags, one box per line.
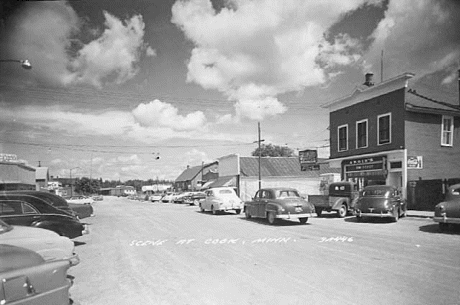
<box><xmin>71</xmin><ymin>197</ymin><xmax>460</xmax><ymax>305</ymax></box>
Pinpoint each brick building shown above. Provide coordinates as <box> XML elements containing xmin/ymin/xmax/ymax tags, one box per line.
<box><xmin>322</xmin><ymin>71</ymin><xmax>460</xmax><ymax>210</ymax></box>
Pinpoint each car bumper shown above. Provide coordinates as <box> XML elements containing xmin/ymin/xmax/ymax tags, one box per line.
<box><xmin>276</xmin><ymin>213</ymin><xmax>313</xmax><ymax>219</ymax></box>
<box><xmin>354</xmin><ymin>210</ymin><xmax>393</xmax><ymax>218</ymax></box>
<box><xmin>433</xmin><ymin>216</ymin><xmax>460</xmax><ymax>224</ymax></box>
<box><xmin>69</xmin><ymin>253</ymin><xmax>80</xmax><ymax>267</ymax></box>
<box><xmin>82</xmin><ymin>224</ymin><xmax>90</xmax><ymax>235</ymax></box>
<box><xmin>217</xmin><ymin>205</ymin><xmax>243</xmax><ymax>211</ymax></box>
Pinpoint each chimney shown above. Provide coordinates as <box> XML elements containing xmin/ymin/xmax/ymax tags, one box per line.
<box><xmin>364</xmin><ymin>72</ymin><xmax>374</xmax><ymax>87</ymax></box>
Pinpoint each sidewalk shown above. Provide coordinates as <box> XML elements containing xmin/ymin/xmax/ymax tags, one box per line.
<box><xmin>406</xmin><ymin>210</ymin><xmax>433</xmax><ymax>219</ymax></box>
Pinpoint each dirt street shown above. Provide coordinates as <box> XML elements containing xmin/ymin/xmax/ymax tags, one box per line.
<box><xmin>71</xmin><ymin>197</ymin><xmax>460</xmax><ymax>305</ymax></box>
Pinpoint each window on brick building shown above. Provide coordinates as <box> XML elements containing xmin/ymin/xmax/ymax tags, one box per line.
<box><xmin>338</xmin><ymin>124</ymin><xmax>348</xmax><ymax>152</ymax></box>
<box><xmin>441</xmin><ymin>115</ymin><xmax>453</xmax><ymax>146</ymax></box>
<box><xmin>378</xmin><ymin>113</ymin><xmax>391</xmax><ymax>145</ymax></box>
<box><xmin>356</xmin><ymin>119</ymin><xmax>368</xmax><ymax>148</ymax></box>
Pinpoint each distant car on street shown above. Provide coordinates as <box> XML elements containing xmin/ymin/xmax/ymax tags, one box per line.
<box><xmin>0</xmin><ymin>193</ymin><xmax>89</xmax><ymax>239</ymax></box>
<box><xmin>184</xmin><ymin>192</ymin><xmax>206</xmax><ymax>206</ymax></box>
<box><xmin>67</xmin><ymin>195</ymin><xmax>94</xmax><ymax>205</ymax></box>
<box><xmin>174</xmin><ymin>192</ymin><xmax>192</xmax><ymax>204</ymax></box>
<box><xmin>434</xmin><ymin>183</ymin><xmax>460</xmax><ymax>232</ymax></box>
<box><xmin>92</xmin><ymin>194</ymin><xmax>104</xmax><ymax>201</ymax></box>
<box><xmin>353</xmin><ymin>185</ymin><xmax>406</xmax><ymax>222</ymax></box>
<box><xmin>149</xmin><ymin>193</ymin><xmax>164</xmax><ymax>202</ymax></box>
<box><xmin>200</xmin><ymin>187</ymin><xmax>244</xmax><ymax>215</ymax></box>
<box><xmin>244</xmin><ymin>188</ymin><xmax>315</xmax><ymax>225</ymax></box>
<box><xmin>0</xmin><ymin>244</ymin><xmax>75</xmax><ymax>305</ymax></box>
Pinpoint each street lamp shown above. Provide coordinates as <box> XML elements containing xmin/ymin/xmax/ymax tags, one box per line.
<box><xmin>0</xmin><ymin>59</ymin><xmax>32</xmax><ymax>69</ymax></box>
<box><xmin>69</xmin><ymin>167</ymin><xmax>81</xmax><ymax>197</ymax></box>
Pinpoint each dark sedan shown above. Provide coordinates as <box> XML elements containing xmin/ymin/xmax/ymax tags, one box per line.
<box><xmin>434</xmin><ymin>183</ymin><xmax>460</xmax><ymax>231</ymax></box>
<box><xmin>0</xmin><ymin>193</ymin><xmax>88</xmax><ymax>239</ymax></box>
<box><xmin>244</xmin><ymin>188</ymin><xmax>315</xmax><ymax>225</ymax></box>
<box><xmin>2</xmin><ymin>190</ymin><xmax>94</xmax><ymax>219</ymax></box>
<box><xmin>353</xmin><ymin>185</ymin><xmax>406</xmax><ymax>222</ymax></box>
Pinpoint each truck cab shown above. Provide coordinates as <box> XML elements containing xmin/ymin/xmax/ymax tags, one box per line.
<box><xmin>316</xmin><ymin>181</ymin><xmax>359</xmax><ymax>218</ymax></box>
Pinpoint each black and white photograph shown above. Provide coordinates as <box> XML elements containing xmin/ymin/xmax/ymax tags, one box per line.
<box><xmin>1</xmin><ymin>0</ymin><xmax>460</xmax><ymax>304</ymax></box>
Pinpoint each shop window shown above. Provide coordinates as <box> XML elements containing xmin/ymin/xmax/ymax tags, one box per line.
<box><xmin>356</xmin><ymin>119</ymin><xmax>368</xmax><ymax>149</ymax></box>
<box><xmin>338</xmin><ymin>124</ymin><xmax>348</xmax><ymax>152</ymax></box>
<box><xmin>378</xmin><ymin>113</ymin><xmax>391</xmax><ymax>145</ymax></box>
<box><xmin>441</xmin><ymin>115</ymin><xmax>453</xmax><ymax>146</ymax></box>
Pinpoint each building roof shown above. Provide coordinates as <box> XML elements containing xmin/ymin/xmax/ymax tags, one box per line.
<box><xmin>34</xmin><ymin>167</ymin><xmax>49</xmax><ymax>180</ymax></box>
<box><xmin>239</xmin><ymin>157</ymin><xmax>340</xmax><ymax>178</ymax></box>
<box><xmin>175</xmin><ymin>165</ymin><xmax>203</xmax><ymax>182</ymax></box>
<box><xmin>405</xmin><ymin>88</ymin><xmax>460</xmax><ymax>114</ymax></box>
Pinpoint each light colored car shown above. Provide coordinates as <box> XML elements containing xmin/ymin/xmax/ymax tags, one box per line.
<box><xmin>149</xmin><ymin>193</ymin><xmax>163</xmax><ymax>202</ymax></box>
<box><xmin>174</xmin><ymin>192</ymin><xmax>192</xmax><ymax>204</ymax></box>
<box><xmin>67</xmin><ymin>195</ymin><xmax>94</xmax><ymax>205</ymax></box>
<box><xmin>161</xmin><ymin>192</ymin><xmax>175</xmax><ymax>203</ymax></box>
<box><xmin>0</xmin><ymin>219</ymin><xmax>79</xmax><ymax>267</ymax></box>
<box><xmin>200</xmin><ymin>187</ymin><xmax>244</xmax><ymax>215</ymax></box>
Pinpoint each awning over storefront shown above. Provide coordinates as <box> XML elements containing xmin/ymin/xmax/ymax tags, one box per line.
<box><xmin>207</xmin><ymin>176</ymin><xmax>236</xmax><ymax>188</ymax></box>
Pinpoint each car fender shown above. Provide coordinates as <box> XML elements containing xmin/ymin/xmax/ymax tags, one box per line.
<box><xmin>331</xmin><ymin>197</ymin><xmax>349</xmax><ymax>210</ymax></box>
<box><xmin>32</xmin><ymin>220</ymin><xmax>64</xmax><ymax>235</ymax></box>
<box><xmin>265</xmin><ymin>203</ymin><xmax>280</xmax><ymax>214</ymax></box>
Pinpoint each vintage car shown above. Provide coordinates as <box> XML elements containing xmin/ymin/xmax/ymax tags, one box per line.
<box><xmin>149</xmin><ymin>193</ymin><xmax>164</xmax><ymax>202</ymax></box>
<box><xmin>67</xmin><ymin>195</ymin><xmax>94</xmax><ymax>205</ymax></box>
<box><xmin>174</xmin><ymin>192</ymin><xmax>193</xmax><ymax>204</ymax></box>
<box><xmin>353</xmin><ymin>185</ymin><xmax>406</xmax><ymax>222</ymax></box>
<box><xmin>0</xmin><ymin>193</ymin><xmax>89</xmax><ymax>239</ymax></box>
<box><xmin>0</xmin><ymin>219</ymin><xmax>79</xmax><ymax>267</ymax></box>
<box><xmin>311</xmin><ymin>181</ymin><xmax>359</xmax><ymax>217</ymax></box>
<box><xmin>244</xmin><ymin>188</ymin><xmax>315</xmax><ymax>224</ymax></box>
<box><xmin>433</xmin><ymin>183</ymin><xmax>460</xmax><ymax>231</ymax></box>
<box><xmin>92</xmin><ymin>194</ymin><xmax>103</xmax><ymax>201</ymax></box>
<box><xmin>184</xmin><ymin>192</ymin><xmax>206</xmax><ymax>206</ymax></box>
<box><xmin>0</xmin><ymin>244</ymin><xmax>75</xmax><ymax>305</ymax></box>
<box><xmin>3</xmin><ymin>190</ymin><xmax>94</xmax><ymax>219</ymax></box>
<box><xmin>200</xmin><ymin>187</ymin><xmax>244</xmax><ymax>215</ymax></box>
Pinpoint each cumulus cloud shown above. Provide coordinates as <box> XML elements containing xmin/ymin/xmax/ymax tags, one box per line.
<box><xmin>132</xmin><ymin>99</ymin><xmax>207</xmax><ymax>131</ymax></box>
<box><xmin>4</xmin><ymin>1</ymin><xmax>152</xmax><ymax>88</ymax></box>
<box><xmin>171</xmin><ymin>0</ymin><xmax>375</xmax><ymax>120</ymax></box>
<box><xmin>363</xmin><ymin>0</ymin><xmax>460</xmax><ymax>83</ymax></box>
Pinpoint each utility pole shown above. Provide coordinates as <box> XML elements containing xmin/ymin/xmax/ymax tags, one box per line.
<box><xmin>253</xmin><ymin>122</ymin><xmax>264</xmax><ymax>190</ymax></box>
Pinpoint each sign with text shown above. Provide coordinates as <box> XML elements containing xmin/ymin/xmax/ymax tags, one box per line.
<box><xmin>0</xmin><ymin>154</ymin><xmax>18</xmax><ymax>162</ymax></box>
<box><xmin>407</xmin><ymin>156</ymin><xmax>423</xmax><ymax>169</ymax></box>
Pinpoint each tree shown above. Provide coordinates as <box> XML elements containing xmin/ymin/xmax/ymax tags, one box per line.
<box><xmin>75</xmin><ymin>177</ymin><xmax>101</xmax><ymax>195</ymax></box>
<box><xmin>251</xmin><ymin>144</ymin><xmax>295</xmax><ymax>157</ymax></box>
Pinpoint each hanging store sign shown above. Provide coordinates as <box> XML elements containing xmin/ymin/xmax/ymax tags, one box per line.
<box><xmin>0</xmin><ymin>154</ymin><xmax>18</xmax><ymax>162</ymax></box>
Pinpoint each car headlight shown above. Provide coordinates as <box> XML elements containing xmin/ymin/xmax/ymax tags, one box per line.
<box><xmin>278</xmin><ymin>206</ymin><xmax>285</xmax><ymax>212</ymax></box>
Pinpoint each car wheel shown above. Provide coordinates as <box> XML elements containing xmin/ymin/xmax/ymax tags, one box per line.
<box><xmin>267</xmin><ymin>212</ymin><xmax>277</xmax><ymax>225</ymax></box>
<box><xmin>211</xmin><ymin>205</ymin><xmax>217</xmax><ymax>215</ymax></box>
<box><xmin>235</xmin><ymin>209</ymin><xmax>241</xmax><ymax>215</ymax></box>
<box><xmin>199</xmin><ymin>203</ymin><xmax>205</xmax><ymax>212</ymax></box>
<box><xmin>299</xmin><ymin>217</ymin><xmax>308</xmax><ymax>224</ymax></box>
<box><xmin>245</xmin><ymin>209</ymin><xmax>252</xmax><ymax>219</ymax></box>
<box><xmin>439</xmin><ymin>223</ymin><xmax>448</xmax><ymax>232</ymax></box>
<box><xmin>193</xmin><ymin>199</ymin><xmax>199</xmax><ymax>206</ymax></box>
<box><xmin>337</xmin><ymin>205</ymin><xmax>347</xmax><ymax>218</ymax></box>
<box><xmin>392</xmin><ymin>209</ymin><xmax>399</xmax><ymax>222</ymax></box>
<box><xmin>316</xmin><ymin>208</ymin><xmax>323</xmax><ymax>217</ymax></box>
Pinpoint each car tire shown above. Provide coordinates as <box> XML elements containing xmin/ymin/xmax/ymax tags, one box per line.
<box><xmin>267</xmin><ymin>212</ymin><xmax>277</xmax><ymax>225</ymax></box>
<box><xmin>199</xmin><ymin>203</ymin><xmax>205</xmax><ymax>212</ymax></box>
<box><xmin>193</xmin><ymin>199</ymin><xmax>199</xmax><ymax>206</ymax></box>
<box><xmin>211</xmin><ymin>205</ymin><xmax>217</xmax><ymax>215</ymax></box>
<box><xmin>299</xmin><ymin>217</ymin><xmax>308</xmax><ymax>224</ymax></box>
<box><xmin>316</xmin><ymin>208</ymin><xmax>323</xmax><ymax>217</ymax></box>
<box><xmin>235</xmin><ymin>209</ymin><xmax>241</xmax><ymax>215</ymax></box>
<box><xmin>392</xmin><ymin>209</ymin><xmax>399</xmax><ymax>222</ymax></box>
<box><xmin>245</xmin><ymin>209</ymin><xmax>252</xmax><ymax>219</ymax></box>
<box><xmin>337</xmin><ymin>205</ymin><xmax>347</xmax><ymax>218</ymax></box>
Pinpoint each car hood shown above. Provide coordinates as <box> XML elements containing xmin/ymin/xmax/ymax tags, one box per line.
<box><xmin>0</xmin><ymin>225</ymin><xmax>74</xmax><ymax>262</ymax></box>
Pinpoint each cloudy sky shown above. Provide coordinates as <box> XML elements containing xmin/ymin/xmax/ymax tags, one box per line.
<box><xmin>0</xmin><ymin>0</ymin><xmax>459</xmax><ymax>181</ymax></box>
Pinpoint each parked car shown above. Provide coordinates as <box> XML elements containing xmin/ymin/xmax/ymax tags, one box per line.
<box><xmin>244</xmin><ymin>188</ymin><xmax>315</xmax><ymax>224</ymax></box>
<box><xmin>184</xmin><ymin>192</ymin><xmax>206</xmax><ymax>206</ymax></box>
<box><xmin>353</xmin><ymin>185</ymin><xmax>406</xmax><ymax>222</ymax></box>
<box><xmin>67</xmin><ymin>195</ymin><xmax>94</xmax><ymax>205</ymax></box>
<box><xmin>433</xmin><ymin>183</ymin><xmax>460</xmax><ymax>231</ymax></box>
<box><xmin>174</xmin><ymin>192</ymin><xmax>192</xmax><ymax>204</ymax></box>
<box><xmin>161</xmin><ymin>192</ymin><xmax>175</xmax><ymax>203</ymax></box>
<box><xmin>149</xmin><ymin>193</ymin><xmax>164</xmax><ymax>202</ymax></box>
<box><xmin>0</xmin><ymin>193</ymin><xmax>89</xmax><ymax>239</ymax></box>
<box><xmin>0</xmin><ymin>218</ymin><xmax>79</xmax><ymax>267</ymax></box>
<box><xmin>92</xmin><ymin>194</ymin><xmax>103</xmax><ymax>201</ymax></box>
<box><xmin>200</xmin><ymin>187</ymin><xmax>244</xmax><ymax>215</ymax></box>
<box><xmin>0</xmin><ymin>244</ymin><xmax>75</xmax><ymax>305</ymax></box>
<box><xmin>3</xmin><ymin>190</ymin><xmax>94</xmax><ymax>219</ymax></box>
<box><xmin>310</xmin><ymin>181</ymin><xmax>359</xmax><ymax>218</ymax></box>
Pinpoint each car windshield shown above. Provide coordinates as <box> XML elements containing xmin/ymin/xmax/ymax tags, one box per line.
<box><xmin>362</xmin><ymin>189</ymin><xmax>391</xmax><ymax>197</ymax></box>
<box><xmin>0</xmin><ymin>219</ymin><xmax>13</xmax><ymax>234</ymax></box>
<box><xmin>276</xmin><ymin>190</ymin><xmax>300</xmax><ymax>199</ymax></box>
<box><xmin>217</xmin><ymin>189</ymin><xmax>234</xmax><ymax>195</ymax></box>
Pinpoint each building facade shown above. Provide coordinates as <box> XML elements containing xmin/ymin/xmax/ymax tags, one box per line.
<box><xmin>0</xmin><ymin>154</ymin><xmax>36</xmax><ymax>191</ymax></box>
<box><xmin>322</xmin><ymin>72</ymin><xmax>460</xmax><ymax>209</ymax></box>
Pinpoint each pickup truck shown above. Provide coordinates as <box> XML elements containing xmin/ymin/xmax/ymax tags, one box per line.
<box><xmin>309</xmin><ymin>181</ymin><xmax>359</xmax><ymax>218</ymax></box>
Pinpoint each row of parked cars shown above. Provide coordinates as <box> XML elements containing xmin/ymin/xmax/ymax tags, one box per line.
<box><xmin>0</xmin><ymin>190</ymin><xmax>97</xmax><ymax>304</ymax></box>
<box><xmin>167</xmin><ymin>183</ymin><xmax>460</xmax><ymax>231</ymax></box>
